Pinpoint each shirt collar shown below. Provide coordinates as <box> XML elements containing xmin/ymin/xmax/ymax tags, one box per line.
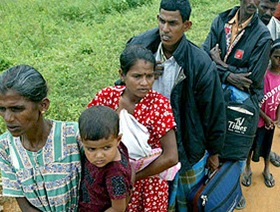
<box><xmin>159</xmin><ymin>42</ymin><xmax>167</xmax><ymax>62</ymax></box>
<box><xmin>228</xmin><ymin>9</ymin><xmax>253</xmax><ymax>29</ymax></box>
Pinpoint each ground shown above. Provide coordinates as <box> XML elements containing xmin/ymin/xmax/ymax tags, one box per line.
<box><xmin>238</xmin><ymin>127</ymin><xmax>280</xmax><ymax>212</ymax></box>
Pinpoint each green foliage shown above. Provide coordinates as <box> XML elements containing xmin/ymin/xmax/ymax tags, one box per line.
<box><xmin>0</xmin><ymin>58</ymin><xmax>11</xmax><ymax>72</ymax></box>
<box><xmin>0</xmin><ymin>0</ymin><xmax>238</xmax><ymax>134</ymax></box>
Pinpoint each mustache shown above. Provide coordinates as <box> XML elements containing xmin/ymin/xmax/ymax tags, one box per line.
<box><xmin>247</xmin><ymin>5</ymin><xmax>256</xmax><ymax>9</ymax></box>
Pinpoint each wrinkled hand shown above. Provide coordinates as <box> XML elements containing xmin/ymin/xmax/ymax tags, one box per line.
<box><xmin>210</xmin><ymin>44</ymin><xmax>222</xmax><ymax>63</ymax></box>
<box><xmin>207</xmin><ymin>154</ymin><xmax>219</xmax><ymax>173</ymax></box>
<box><xmin>154</xmin><ymin>61</ymin><xmax>164</xmax><ymax>79</ymax></box>
<box><xmin>226</xmin><ymin>72</ymin><xmax>253</xmax><ymax>90</ymax></box>
<box><xmin>210</xmin><ymin>44</ymin><xmax>229</xmax><ymax>68</ymax></box>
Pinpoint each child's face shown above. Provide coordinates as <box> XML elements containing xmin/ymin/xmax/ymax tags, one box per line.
<box><xmin>271</xmin><ymin>49</ymin><xmax>280</xmax><ymax>70</ymax></box>
<box><xmin>82</xmin><ymin>135</ymin><xmax>121</xmax><ymax>168</ymax></box>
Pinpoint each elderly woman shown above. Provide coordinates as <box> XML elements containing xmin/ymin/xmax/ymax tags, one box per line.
<box><xmin>0</xmin><ymin>65</ymin><xmax>81</xmax><ymax>211</ymax></box>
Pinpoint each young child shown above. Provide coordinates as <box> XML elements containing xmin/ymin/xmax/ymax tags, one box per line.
<box><xmin>242</xmin><ymin>38</ymin><xmax>280</xmax><ymax>188</ymax></box>
<box><xmin>78</xmin><ymin>105</ymin><xmax>133</xmax><ymax>211</ymax></box>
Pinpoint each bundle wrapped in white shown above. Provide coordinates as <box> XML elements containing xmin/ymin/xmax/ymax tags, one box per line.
<box><xmin>119</xmin><ymin>109</ymin><xmax>180</xmax><ymax>181</ymax></box>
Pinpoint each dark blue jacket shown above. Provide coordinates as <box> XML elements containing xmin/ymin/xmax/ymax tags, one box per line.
<box><xmin>126</xmin><ymin>28</ymin><xmax>226</xmax><ymax>171</ymax></box>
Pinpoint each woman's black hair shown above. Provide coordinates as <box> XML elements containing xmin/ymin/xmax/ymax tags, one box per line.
<box><xmin>120</xmin><ymin>45</ymin><xmax>156</xmax><ymax>75</ymax></box>
<box><xmin>0</xmin><ymin>65</ymin><xmax>48</xmax><ymax>102</ymax></box>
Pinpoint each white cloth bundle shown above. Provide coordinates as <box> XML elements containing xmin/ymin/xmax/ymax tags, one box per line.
<box><xmin>119</xmin><ymin>109</ymin><xmax>152</xmax><ymax>160</ymax></box>
<box><xmin>119</xmin><ymin>109</ymin><xmax>180</xmax><ymax>181</ymax></box>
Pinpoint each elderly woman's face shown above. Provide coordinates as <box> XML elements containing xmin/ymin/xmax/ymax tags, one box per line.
<box><xmin>0</xmin><ymin>89</ymin><xmax>40</xmax><ymax>137</ymax></box>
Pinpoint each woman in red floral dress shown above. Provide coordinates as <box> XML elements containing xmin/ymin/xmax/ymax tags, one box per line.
<box><xmin>87</xmin><ymin>45</ymin><xmax>178</xmax><ymax>211</ymax></box>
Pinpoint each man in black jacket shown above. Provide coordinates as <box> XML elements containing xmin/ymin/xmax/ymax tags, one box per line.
<box><xmin>123</xmin><ymin>0</ymin><xmax>226</xmax><ymax>210</ymax></box>
<box><xmin>202</xmin><ymin>0</ymin><xmax>271</xmax><ymax>209</ymax></box>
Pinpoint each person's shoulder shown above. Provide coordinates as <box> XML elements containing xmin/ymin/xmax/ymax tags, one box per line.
<box><xmin>187</xmin><ymin>40</ymin><xmax>213</xmax><ymax>64</ymax></box>
<box><xmin>0</xmin><ymin>131</ymin><xmax>9</xmax><ymax>138</ymax></box>
<box><xmin>251</xmin><ymin>14</ymin><xmax>270</xmax><ymax>33</ymax></box>
<box><xmin>128</xmin><ymin>28</ymin><xmax>160</xmax><ymax>48</ymax></box>
<box><xmin>52</xmin><ymin>120</ymin><xmax>79</xmax><ymax>134</ymax></box>
<box><xmin>52</xmin><ymin>120</ymin><xmax>77</xmax><ymax>126</ymax></box>
<box><xmin>269</xmin><ymin>16</ymin><xmax>280</xmax><ymax>29</ymax></box>
<box><xmin>175</xmin><ymin>36</ymin><xmax>211</xmax><ymax>62</ymax></box>
<box><xmin>99</xmin><ymin>85</ymin><xmax>125</xmax><ymax>93</ymax></box>
<box><xmin>217</xmin><ymin>6</ymin><xmax>238</xmax><ymax>21</ymax></box>
<box><xmin>0</xmin><ymin>132</ymin><xmax>12</xmax><ymax>153</ymax></box>
<box><xmin>256</xmin><ymin>20</ymin><xmax>272</xmax><ymax>39</ymax></box>
<box><xmin>0</xmin><ymin>131</ymin><xmax>11</xmax><ymax>142</ymax></box>
<box><xmin>129</xmin><ymin>28</ymin><xmax>158</xmax><ymax>41</ymax></box>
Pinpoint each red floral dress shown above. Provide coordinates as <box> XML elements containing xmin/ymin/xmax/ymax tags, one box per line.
<box><xmin>88</xmin><ymin>86</ymin><xmax>176</xmax><ymax>211</ymax></box>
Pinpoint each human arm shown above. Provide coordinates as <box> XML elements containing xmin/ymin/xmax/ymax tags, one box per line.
<box><xmin>207</xmin><ymin>154</ymin><xmax>220</xmax><ymax>173</ymax></box>
<box><xmin>260</xmin><ymin>109</ymin><xmax>275</xmax><ymax>129</ymax></box>
<box><xmin>0</xmin><ymin>146</ymin><xmax>39</xmax><ymax>212</ymax></box>
<box><xmin>194</xmin><ymin>60</ymin><xmax>226</xmax><ymax>166</ymax></box>
<box><xmin>202</xmin><ymin>16</ymin><xmax>220</xmax><ymax>56</ymax></box>
<box><xmin>210</xmin><ymin>44</ymin><xmax>228</xmax><ymax>68</ymax></box>
<box><xmin>104</xmin><ymin>150</ymin><xmax>133</xmax><ymax>212</ymax></box>
<box><xmin>275</xmin><ymin>105</ymin><xmax>280</xmax><ymax>128</ymax></box>
<box><xmin>226</xmin><ymin>35</ymin><xmax>270</xmax><ymax>103</ymax></box>
<box><xmin>226</xmin><ymin>72</ymin><xmax>253</xmax><ymax>91</ymax></box>
<box><xmin>225</xmin><ymin>36</ymin><xmax>270</xmax><ymax>100</ymax></box>
<box><xmin>202</xmin><ymin>16</ymin><xmax>236</xmax><ymax>85</ymax></box>
<box><xmin>16</xmin><ymin>197</ymin><xmax>41</xmax><ymax>212</ymax></box>
<box><xmin>210</xmin><ymin>44</ymin><xmax>253</xmax><ymax>90</ymax></box>
<box><xmin>203</xmin><ymin>16</ymin><xmax>271</xmax><ymax>100</ymax></box>
<box><xmin>105</xmin><ymin>198</ymin><xmax>127</xmax><ymax>212</ymax></box>
<box><xmin>135</xmin><ymin>129</ymin><xmax>178</xmax><ymax>181</ymax></box>
<box><xmin>0</xmin><ymin>136</ymin><xmax>40</xmax><ymax>211</ymax></box>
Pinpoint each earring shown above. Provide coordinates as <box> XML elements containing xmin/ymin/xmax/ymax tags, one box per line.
<box><xmin>41</xmin><ymin>111</ymin><xmax>45</xmax><ymax>115</ymax></box>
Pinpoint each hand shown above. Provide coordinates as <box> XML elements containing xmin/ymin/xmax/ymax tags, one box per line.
<box><xmin>210</xmin><ymin>44</ymin><xmax>222</xmax><ymax>63</ymax></box>
<box><xmin>207</xmin><ymin>154</ymin><xmax>219</xmax><ymax>172</ymax></box>
<box><xmin>264</xmin><ymin>117</ymin><xmax>275</xmax><ymax>130</ymax></box>
<box><xmin>154</xmin><ymin>61</ymin><xmax>164</xmax><ymax>79</ymax></box>
<box><xmin>226</xmin><ymin>72</ymin><xmax>253</xmax><ymax>90</ymax></box>
<box><xmin>210</xmin><ymin>44</ymin><xmax>227</xmax><ymax>67</ymax></box>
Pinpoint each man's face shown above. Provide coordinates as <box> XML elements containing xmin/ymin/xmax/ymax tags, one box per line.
<box><xmin>258</xmin><ymin>0</ymin><xmax>278</xmax><ymax>25</ymax></box>
<box><xmin>157</xmin><ymin>9</ymin><xmax>191</xmax><ymax>53</ymax></box>
<box><xmin>240</xmin><ymin>0</ymin><xmax>259</xmax><ymax>16</ymax></box>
